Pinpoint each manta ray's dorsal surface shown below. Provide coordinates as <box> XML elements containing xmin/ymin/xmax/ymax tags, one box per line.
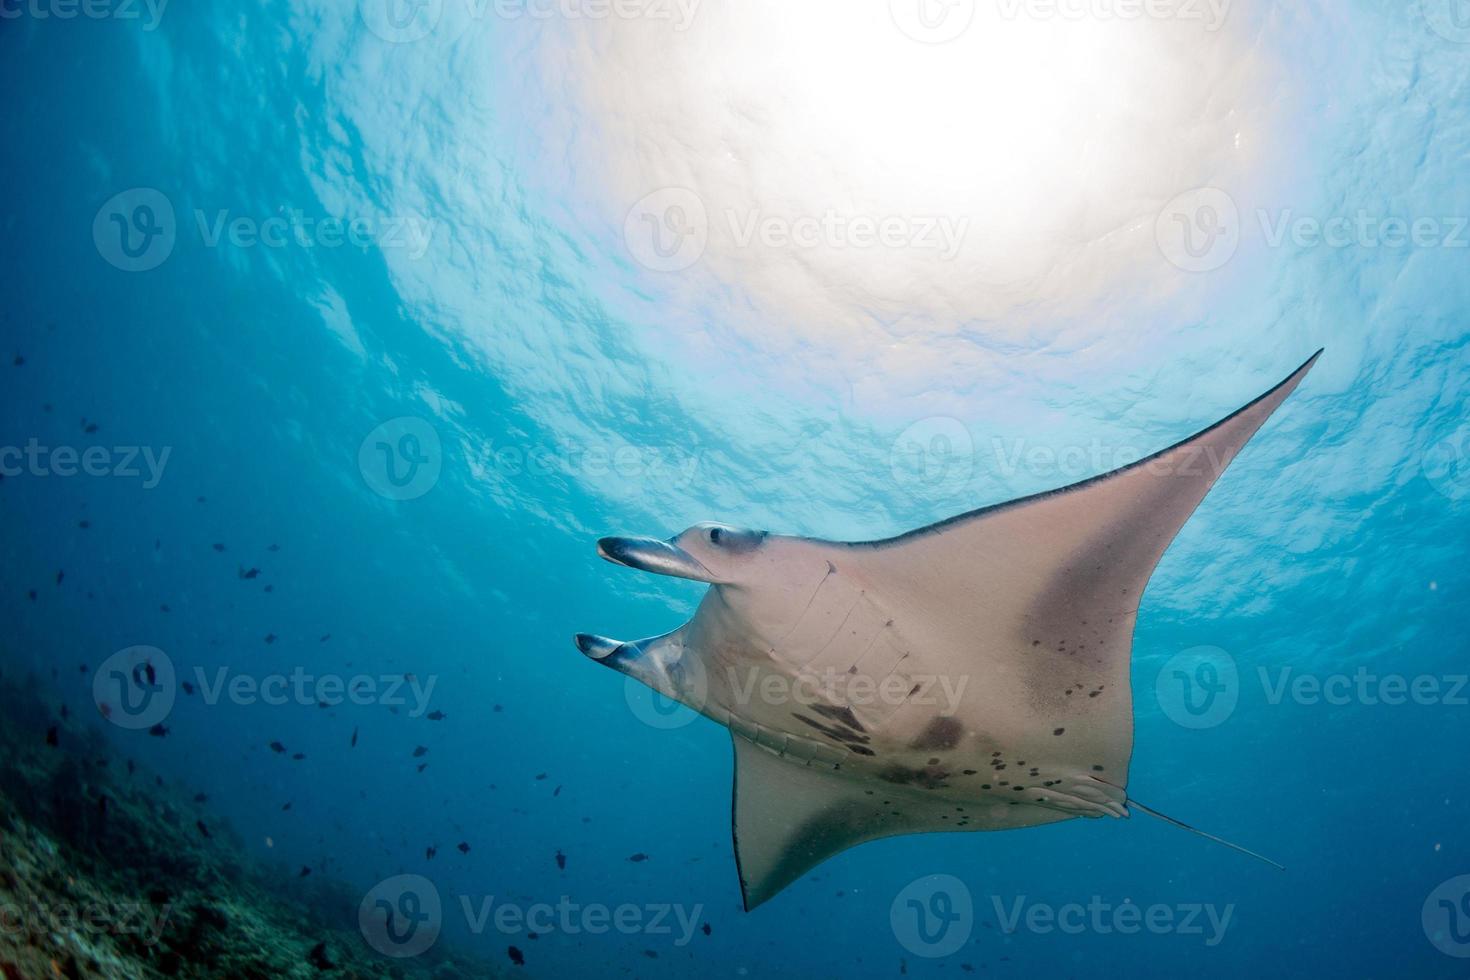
<box><xmin>576</xmin><ymin>352</ymin><xmax>1320</xmax><ymax>910</ymax></box>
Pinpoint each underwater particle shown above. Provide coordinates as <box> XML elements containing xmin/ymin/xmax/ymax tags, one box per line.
<box><xmin>55</xmin><ymin>570</ymin><xmax>64</xmax><ymax>585</ymax></box>
<box><xmin>149</xmin><ymin>724</ymin><xmax>168</xmax><ymax>737</ymax></box>
<box><xmin>319</xmin><ymin>634</ymin><xmax>331</xmax><ymax>642</ymax></box>
<box><xmin>269</xmin><ymin>741</ymin><xmax>286</xmax><ymax>754</ymax></box>
<box><xmin>426</xmin><ymin>846</ymin><xmax>436</xmax><ymax>860</ymax></box>
<box><xmin>194</xmin><ymin>793</ymin><xmax>207</xmax><ymax>803</ymax></box>
<box><xmin>412</xmin><ymin>745</ymin><xmax>428</xmax><ymax>758</ymax></box>
<box><xmin>160</xmin><ymin>604</ymin><xmax>171</xmax><ymax>613</ymax></box>
<box><xmin>426</xmin><ymin>710</ymin><xmax>447</xmax><ymax>721</ymax></box>
<box><xmin>553</xmin><ymin>785</ymin><xmax>562</xmax><ymax>797</ymax></box>
<box><xmin>350</xmin><ymin>727</ymin><xmax>358</xmax><ymax>748</ymax></box>
<box><xmin>643</xmin><ymin>950</ymin><xmax>658</xmax><ymax>959</ymax></box>
<box><xmin>628</xmin><ymin>853</ymin><xmax>649</xmax><ymax>863</ymax></box>
<box><xmin>12</xmin><ymin>354</ymin><xmax>22</xmax><ymax>366</ymax></box>
<box><xmin>212</xmin><ymin>543</ymin><xmax>225</xmax><ymax>552</ymax></box>
<box><xmin>493</xmin><ymin>704</ymin><xmax>503</xmax><ymax>712</ymax></box>
<box><xmin>27</xmin><ymin>589</ymin><xmax>36</xmax><ymax>601</ymax></box>
<box><xmin>458</xmin><ymin>842</ymin><xmax>470</xmax><ymax>854</ymax></box>
<box><xmin>268</xmin><ymin>543</ymin><xmax>280</xmax><ymax>552</ymax></box>
<box><xmin>78</xmin><ymin>519</ymin><xmax>90</xmax><ymax>529</ymax></box>
<box><xmin>702</xmin><ymin>923</ymin><xmax>711</xmax><ymax>936</ymax></box>
<box><xmin>181</xmin><ymin>681</ymin><xmax>194</xmax><ymax>695</ymax></box>
<box><xmin>45</xmin><ymin>725</ymin><xmax>58</xmax><ymax>747</ymax></box>
<box><xmin>555</xmin><ymin>849</ymin><xmax>566</xmax><ymax>870</ymax></box>
<box><xmin>507</xmin><ymin>946</ymin><xmax>525</xmax><ymax>966</ymax></box>
<box><xmin>291</xmin><ymin>753</ymin><xmax>305</xmax><ymax>761</ymax></box>
<box><xmin>264</xmin><ymin>633</ymin><xmax>276</xmax><ymax>644</ymax></box>
<box><xmin>282</xmin><ymin>802</ymin><xmax>292</xmax><ymax>811</ymax></box>
<box><xmin>298</xmin><ymin>866</ymin><xmax>312</xmax><ymax>878</ymax></box>
<box><xmin>535</xmin><ymin>772</ymin><xmax>547</xmax><ymax>780</ymax></box>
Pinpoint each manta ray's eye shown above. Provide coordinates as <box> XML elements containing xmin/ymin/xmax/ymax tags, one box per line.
<box><xmin>709</xmin><ymin>527</ymin><xmax>724</xmax><ymax>545</ymax></box>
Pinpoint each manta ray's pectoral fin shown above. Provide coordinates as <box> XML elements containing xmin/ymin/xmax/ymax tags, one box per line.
<box><xmin>731</xmin><ymin>735</ymin><xmax>935</xmax><ymax>911</ymax></box>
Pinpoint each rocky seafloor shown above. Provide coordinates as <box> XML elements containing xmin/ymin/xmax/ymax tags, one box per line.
<box><xmin>0</xmin><ymin>670</ymin><xmax>502</xmax><ymax>980</ymax></box>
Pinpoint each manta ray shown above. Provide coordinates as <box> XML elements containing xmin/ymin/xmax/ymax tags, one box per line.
<box><xmin>576</xmin><ymin>352</ymin><xmax>1320</xmax><ymax>910</ymax></box>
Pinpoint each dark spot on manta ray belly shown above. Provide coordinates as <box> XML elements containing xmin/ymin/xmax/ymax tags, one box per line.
<box><xmin>792</xmin><ymin>714</ymin><xmax>871</xmax><ymax>747</ymax></box>
<box><xmin>909</xmin><ymin>716</ymin><xmax>963</xmax><ymax>751</ymax></box>
<box><xmin>878</xmin><ymin>764</ymin><xmax>950</xmax><ymax>790</ymax></box>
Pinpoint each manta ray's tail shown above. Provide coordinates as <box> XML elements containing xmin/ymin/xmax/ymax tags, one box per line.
<box><xmin>1125</xmin><ymin>797</ymin><xmax>1286</xmax><ymax>872</ymax></box>
<box><xmin>1088</xmin><ymin>775</ymin><xmax>1285</xmax><ymax>871</ymax></box>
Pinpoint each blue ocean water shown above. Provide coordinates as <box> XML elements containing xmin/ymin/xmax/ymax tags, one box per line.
<box><xmin>1</xmin><ymin>0</ymin><xmax>1468</xmax><ymax>976</ymax></box>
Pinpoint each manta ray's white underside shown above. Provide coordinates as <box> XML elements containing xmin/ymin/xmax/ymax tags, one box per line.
<box><xmin>578</xmin><ymin>352</ymin><xmax>1321</xmax><ymax>910</ymax></box>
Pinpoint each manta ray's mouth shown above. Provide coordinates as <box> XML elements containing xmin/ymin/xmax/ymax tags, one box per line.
<box><xmin>596</xmin><ymin>536</ymin><xmax>714</xmax><ymax>583</ymax></box>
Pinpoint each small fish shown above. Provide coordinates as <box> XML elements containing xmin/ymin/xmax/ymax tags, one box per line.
<box><xmin>149</xmin><ymin>724</ymin><xmax>169</xmax><ymax>737</ymax></box>
<box><xmin>264</xmin><ymin>633</ymin><xmax>276</xmax><ymax>644</ymax></box>
<box><xmin>416</xmin><ymin>763</ymin><xmax>428</xmax><ymax>773</ymax></box>
<box><xmin>268</xmin><ymin>544</ymin><xmax>280</xmax><ymax>552</ymax></box>
<box><xmin>426</xmin><ymin>710</ymin><xmax>447</xmax><ymax>721</ymax></box>
<box><xmin>643</xmin><ymin>950</ymin><xmax>658</xmax><ymax>959</ymax></box>
<box><xmin>269</xmin><ymin>741</ymin><xmax>287</xmax><ymax>754</ymax></box>
<box><xmin>457</xmin><ymin>842</ymin><xmax>470</xmax><ymax>855</ymax></box>
<box><xmin>299</xmin><ymin>866</ymin><xmax>312</xmax><ymax>878</ymax></box>
<box><xmin>507</xmin><ymin>947</ymin><xmax>524</xmax><ymax>967</ymax></box>
<box><xmin>282</xmin><ymin>802</ymin><xmax>293</xmax><ymax>811</ymax></box>
<box><xmin>702</xmin><ymin>923</ymin><xmax>711</xmax><ymax>936</ymax></box>
<box><xmin>553</xmin><ymin>785</ymin><xmax>562</xmax><ymax>797</ymax></box>
<box><xmin>55</xmin><ymin>570</ymin><xmax>64</xmax><ymax>585</ymax></box>
<box><xmin>27</xmin><ymin>590</ymin><xmax>36</xmax><ymax>601</ymax></box>
<box><xmin>555</xmin><ymin>850</ymin><xmax>566</xmax><ymax>870</ymax></box>
<box><xmin>12</xmin><ymin>355</ymin><xmax>23</xmax><ymax>366</ymax></box>
<box><xmin>426</xmin><ymin>846</ymin><xmax>437</xmax><ymax>860</ymax></box>
<box><xmin>181</xmin><ymin>681</ymin><xmax>195</xmax><ymax>695</ymax></box>
<box><xmin>412</xmin><ymin>746</ymin><xmax>429</xmax><ymax>758</ymax></box>
<box><xmin>194</xmin><ymin>793</ymin><xmax>208</xmax><ymax>803</ymax></box>
<box><xmin>628</xmin><ymin>853</ymin><xmax>649</xmax><ymax>863</ymax></box>
<box><xmin>239</xmin><ymin>567</ymin><xmax>260</xmax><ymax>580</ymax></box>
<box><xmin>319</xmin><ymin>634</ymin><xmax>331</xmax><ymax>642</ymax></box>
<box><xmin>291</xmin><ymin>753</ymin><xmax>305</xmax><ymax>761</ymax></box>
<box><xmin>196</xmin><ymin>820</ymin><xmax>211</xmax><ymax>838</ymax></box>
<box><xmin>78</xmin><ymin>520</ymin><xmax>90</xmax><ymax>529</ymax></box>
<box><xmin>159</xmin><ymin>604</ymin><xmax>171</xmax><ymax>613</ymax></box>
<box><xmin>350</xmin><ymin>727</ymin><xmax>359</xmax><ymax>748</ymax></box>
<box><xmin>212</xmin><ymin>543</ymin><xmax>225</xmax><ymax>552</ymax></box>
<box><xmin>45</xmin><ymin>726</ymin><xmax>58</xmax><ymax>747</ymax></box>
<box><xmin>535</xmin><ymin>773</ymin><xmax>547</xmax><ymax>781</ymax></box>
